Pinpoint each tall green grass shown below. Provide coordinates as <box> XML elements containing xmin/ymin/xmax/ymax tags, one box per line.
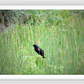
<box><xmin>0</xmin><ymin>10</ymin><xmax>84</xmax><ymax>74</ymax></box>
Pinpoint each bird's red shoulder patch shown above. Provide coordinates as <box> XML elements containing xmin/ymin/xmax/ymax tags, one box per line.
<box><xmin>37</xmin><ymin>48</ymin><xmax>40</xmax><ymax>50</ymax></box>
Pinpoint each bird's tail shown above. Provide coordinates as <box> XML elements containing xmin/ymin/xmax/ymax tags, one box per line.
<box><xmin>43</xmin><ymin>56</ymin><xmax>45</xmax><ymax>59</ymax></box>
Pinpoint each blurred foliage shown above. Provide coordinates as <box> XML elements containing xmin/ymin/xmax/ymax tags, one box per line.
<box><xmin>0</xmin><ymin>10</ymin><xmax>84</xmax><ymax>74</ymax></box>
<box><xmin>0</xmin><ymin>10</ymin><xmax>84</xmax><ymax>26</ymax></box>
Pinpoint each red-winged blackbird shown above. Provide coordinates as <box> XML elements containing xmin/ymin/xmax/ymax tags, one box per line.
<box><xmin>33</xmin><ymin>44</ymin><xmax>45</xmax><ymax>58</ymax></box>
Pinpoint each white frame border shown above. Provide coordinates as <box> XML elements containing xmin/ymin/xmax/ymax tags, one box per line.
<box><xmin>0</xmin><ymin>1</ymin><xmax>84</xmax><ymax>83</ymax></box>
<box><xmin>0</xmin><ymin>5</ymin><xmax>84</xmax><ymax>10</ymax></box>
<box><xmin>0</xmin><ymin>0</ymin><xmax>84</xmax><ymax>5</ymax></box>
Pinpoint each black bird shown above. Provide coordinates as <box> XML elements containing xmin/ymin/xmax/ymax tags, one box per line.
<box><xmin>33</xmin><ymin>44</ymin><xmax>45</xmax><ymax>58</ymax></box>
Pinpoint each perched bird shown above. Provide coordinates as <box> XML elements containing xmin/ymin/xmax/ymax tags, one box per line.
<box><xmin>33</xmin><ymin>44</ymin><xmax>45</xmax><ymax>58</ymax></box>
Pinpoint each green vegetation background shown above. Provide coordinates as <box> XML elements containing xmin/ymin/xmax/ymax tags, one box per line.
<box><xmin>0</xmin><ymin>10</ymin><xmax>84</xmax><ymax>74</ymax></box>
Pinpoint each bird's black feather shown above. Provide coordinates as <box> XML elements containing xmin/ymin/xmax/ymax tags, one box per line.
<box><xmin>33</xmin><ymin>44</ymin><xmax>45</xmax><ymax>58</ymax></box>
